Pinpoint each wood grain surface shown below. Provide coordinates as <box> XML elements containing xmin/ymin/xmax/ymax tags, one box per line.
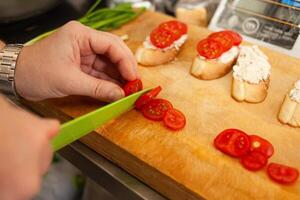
<box><xmin>24</xmin><ymin>11</ymin><xmax>300</xmax><ymax>200</ymax></box>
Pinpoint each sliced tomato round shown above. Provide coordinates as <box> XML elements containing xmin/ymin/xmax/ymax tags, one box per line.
<box><xmin>150</xmin><ymin>27</ymin><xmax>176</xmax><ymax>49</ymax></box>
<box><xmin>123</xmin><ymin>79</ymin><xmax>143</xmax><ymax>96</ymax></box>
<box><xmin>267</xmin><ymin>163</ymin><xmax>299</xmax><ymax>184</ymax></box>
<box><xmin>249</xmin><ymin>135</ymin><xmax>274</xmax><ymax>158</ymax></box>
<box><xmin>223</xmin><ymin>30</ymin><xmax>242</xmax><ymax>46</ymax></box>
<box><xmin>159</xmin><ymin>20</ymin><xmax>188</xmax><ymax>40</ymax></box>
<box><xmin>208</xmin><ymin>31</ymin><xmax>234</xmax><ymax>52</ymax></box>
<box><xmin>240</xmin><ymin>152</ymin><xmax>268</xmax><ymax>171</ymax></box>
<box><xmin>135</xmin><ymin>86</ymin><xmax>162</xmax><ymax>110</ymax></box>
<box><xmin>141</xmin><ymin>99</ymin><xmax>173</xmax><ymax>121</ymax></box>
<box><xmin>163</xmin><ymin>108</ymin><xmax>186</xmax><ymax>130</ymax></box>
<box><xmin>214</xmin><ymin>129</ymin><xmax>250</xmax><ymax>157</ymax></box>
<box><xmin>197</xmin><ymin>39</ymin><xmax>224</xmax><ymax>59</ymax></box>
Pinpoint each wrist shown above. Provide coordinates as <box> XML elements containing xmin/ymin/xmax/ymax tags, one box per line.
<box><xmin>0</xmin><ymin>95</ymin><xmax>11</xmax><ymax>111</ymax></box>
<box><xmin>0</xmin><ymin>44</ymin><xmax>24</xmax><ymax>97</ymax></box>
<box><xmin>14</xmin><ymin>46</ymin><xmax>31</xmax><ymax>99</ymax></box>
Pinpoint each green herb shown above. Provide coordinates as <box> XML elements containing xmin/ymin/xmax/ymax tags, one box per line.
<box><xmin>25</xmin><ymin>0</ymin><xmax>144</xmax><ymax>46</ymax></box>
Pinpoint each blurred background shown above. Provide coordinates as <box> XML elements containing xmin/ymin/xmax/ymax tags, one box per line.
<box><xmin>0</xmin><ymin>0</ymin><xmax>221</xmax><ymax>43</ymax></box>
<box><xmin>1</xmin><ymin>0</ymin><xmax>299</xmax><ymax>58</ymax></box>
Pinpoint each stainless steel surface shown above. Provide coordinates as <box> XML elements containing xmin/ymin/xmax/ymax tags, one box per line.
<box><xmin>59</xmin><ymin>141</ymin><xmax>168</xmax><ymax>200</ymax></box>
<box><xmin>0</xmin><ymin>44</ymin><xmax>23</xmax><ymax>96</ymax></box>
<box><xmin>0</xmin><ymin>0</ymin><xmax>60</xmax><ymax>23</ymax></box>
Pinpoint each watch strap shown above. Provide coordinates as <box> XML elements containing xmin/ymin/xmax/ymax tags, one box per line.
<box><xmin>0</xmin><ymin>44</ymin><xmax>23</xmax><ymax>96</ymax></box>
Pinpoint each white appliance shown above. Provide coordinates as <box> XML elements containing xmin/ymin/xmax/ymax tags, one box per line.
<box><xmin>209</xmin><ymin>0</ymin><xmax>300</xmax><ymax>59</ymax></box>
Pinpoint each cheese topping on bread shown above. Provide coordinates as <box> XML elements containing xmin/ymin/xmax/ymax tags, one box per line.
<box><xmin>143</xmin><ymin>34</ymin><xmax>188</xmax><ymax>51</ymax></box>
<box><xmin>233</xmin><ymin>46</ymin><xmax>271</xmax><ymax>84</ymax></box>
<box><xmin>199</xmin><ymin>46</ymin><xmax>240</xmax><ymax>64</ymax></box>
<box><xmin>290</xmin><ymin>80</ymin><xmax>300</xmax><ymax>103</ymax></box>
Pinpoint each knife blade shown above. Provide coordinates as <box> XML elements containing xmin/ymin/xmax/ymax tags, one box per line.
<box><xmin>52</xmin><ymin>88</ymin><xmax>152</xmax><ymax>151</ymax></box>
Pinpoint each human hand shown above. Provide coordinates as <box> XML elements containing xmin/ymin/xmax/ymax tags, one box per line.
<box><xmin>0</xmin><ymin>40</ymin><xmax>5</xmax><ymax>49</ymax></box>
<box><xmin>0</xmin><ymin>96</ymin><xmax>59</xmax><ymax>200</ymax></box>
<box><xmin>15</xmin><ymin>21</ymin><xmax>139</xmax><ymax>102</ymax></box>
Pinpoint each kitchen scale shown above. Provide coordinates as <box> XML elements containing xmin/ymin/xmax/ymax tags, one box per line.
<box><xmin>209</xmin><ymin>0</ymin><xmax>300</xmax><ymax>59</ymax></box>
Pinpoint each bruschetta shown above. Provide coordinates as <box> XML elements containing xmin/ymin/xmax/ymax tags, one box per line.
<box><xmin>278</xmin><ymin>80</ymin><xmax>300</xmax><ymax>128</ymax></box>
<box><xmin>190</xmin><ymin>30</ymin><xmax>242</xmax><ymax>80</ymax></box>
<box><xmin>231</xmin><ymin>45</ymin><xmax>271</xmax><ymax>103</ymax></box>
<box><xmin>135</xmin><ymin>20</ymin><xmax>188</xmax><ymax>66</ymax></box>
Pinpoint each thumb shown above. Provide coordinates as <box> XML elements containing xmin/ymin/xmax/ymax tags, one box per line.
<box><xmin>43</xmin><ymin>119</ymin><xmax>60</xmax><ymax>139</ymax></box>
<box><xmin>71</xmin><ymin>72</ymin><xmax>125</xmax><ymax>102</ymax></box>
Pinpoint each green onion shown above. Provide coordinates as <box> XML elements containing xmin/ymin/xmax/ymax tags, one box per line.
<box><xmin>25</xmin><ymin>0</ymin><xmax>145</xmax><ymax>46</ymax></box>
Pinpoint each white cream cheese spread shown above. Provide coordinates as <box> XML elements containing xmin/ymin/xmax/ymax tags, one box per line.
<box><xmin>198</xmin><ymin>46</ymin><xmax>240</xmax><ymax>64</ymax></box>
<box><xmin>233</xmin><ymin>45</ymin><xmax>271</xmax><ymax>84</ymax></box>
<box><xmin>143</xmin><ymin>34</ymin><xmax>188</xmax><ymax>51</ymax></box>
<box><xmin>290</xmin><ymin>80</ymin><xmax>300</xmax><ymax>103</ymax></box>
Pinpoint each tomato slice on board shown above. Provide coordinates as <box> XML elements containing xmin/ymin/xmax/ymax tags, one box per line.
<box><xmin>197</xmin><ymin>39</ymin><xmax>224</xmax><ymax>59</ymax></box>
<box><xmin>150</xmin><ymin>27</ymin><xmax>176</xmax><ymax>49</ymax></box>
<box><xmin>214</xmin><ymin>129</ymin><xmax>250</xmax><ymax>157</ymax></box>
<box><xmin>240</xmin><ymin>152</ymin><xmax>268</xmax><ymax>171</ymax></box>
<box><xmin>159</xmin><ymin>20</ymin><xmax>188</xmax><ymax>40</ymax></box>
<box><xmin>267</xmin><ymin>163</ymin><xmax>299</xmax><ymax>184</ymax></box>
<box><xmin>223</xmin><ymin>30</ymin><xmax>242</xmax><ymax>46</ymax></box>
<box><xmin>135</xmin><ymin>86</ymin><xmax>162</xmax><ymax>110</ymax></box>
<box><xmin>208</xmin><ymin>31</ymin><xmax>234</xmax><ymax>52</ymax></box>
<box><xmin>163</xmin><ymin>108</ymin><xmax>186</xmax><ymax>131</ymax></box>
<box><xmin>141</xmin><ymin>99</ymin><xmax>173</xmax><ymax>121</ymax></box>
<box><xmin>123</xmin><ymin>79</ymin><xmax>143</xmax><ymax>96</ymax></box>
<box><xmin>249</xmin><ymin>135</ymin><xmax>274</xmax><ymax>158</ymax></box>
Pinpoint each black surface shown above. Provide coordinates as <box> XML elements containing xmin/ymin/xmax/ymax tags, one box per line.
<box><xmin>0</xmin><ymin>0</ymin><xmax>106</xmax><ymax>44</ymax></box>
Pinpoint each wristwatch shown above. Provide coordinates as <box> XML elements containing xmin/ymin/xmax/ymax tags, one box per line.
<box><xmin>0</xmin><ymin>44</ymin><xmax>24</xmax><ymax>96</ymax></box>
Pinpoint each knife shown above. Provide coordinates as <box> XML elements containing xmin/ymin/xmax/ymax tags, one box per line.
<box><xmin>52</xmin><ymin>88</ymin><xmax>152</xmax><ymax>151</ymax></box>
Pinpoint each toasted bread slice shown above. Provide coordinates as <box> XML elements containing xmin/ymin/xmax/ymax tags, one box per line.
<box><xmin>232</xmin><ymin>77</ymin><xmax>269</xmax><ymax>103</ymax></box>
<box><xmin>190</xmin><ymin>56</ymin><xmax>237</xmax><ymax>80</ymax></box>
<box><xmin>135</xmin><ymin>46</ymin><xmax>179</xmax><ymax>66</ymax></box>
<box><xmin>278</xmin><ymin>94</ymin><xmax>300</xmax><ymax>128</ymax></box>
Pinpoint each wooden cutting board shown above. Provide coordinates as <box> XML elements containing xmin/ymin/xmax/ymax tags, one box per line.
<box><xmin>24</xmin><ymin>11</ymin><xmax>300</xmax><ymax>200</ymax></box>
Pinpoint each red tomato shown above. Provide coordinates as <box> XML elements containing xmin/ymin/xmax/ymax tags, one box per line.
<box><xmin>123</xmin><ymin>79</ymin><xmax>143</xmax><ymax>96</ymax></box>
<box><xmin>159</xmin><ymin>20</ymin><xmax>188</xmax><ymax>40</ymax></box>
<box><xmin>208</xmin><ymin>31</ymin><xmax>234</xmax><ymax>52</ymax></box>
<box><xmin>214</xmin><ymin>129</ymin><xmax>250</xmax><ymax>157</ymax></box>
<box><xmin>249</xmin><ymin>135</ymin><xmax>274</xmax><ymax>158</ymax></box>
<box><xmin>150</xmin><ymin>27</ymin><xmax>176</xmax><ymax>49</ymax></box>
<box><xmin>223</xmin><ymin>30</ymin><xmax>242</xmax><ymax>46</ymax></box>
<box><xmin>135</xmin><ymin>86</ymin><xmax>162</xmax><ymax>110</ymax></box>
<box><xmin>163</xmin><ymin>108</ymin><xmax>186</xmax><ymax>130</ymax></box>
<box><xmin>267</xmin><ymin>163</ymin><xmax>299</xmax><ymax>184</ymax></box>
<box><xmin>141</xmin><ymin>99</ymin><xmax>173</xmax><ymax>121</ymax></box>
<box><xmin>197</xmin><ymin>39</ymin><xmax>224</xmax><ymax>59</ymax></box>
<box><xmin>240</xmin><ymin>152</ymin><xmax>268</xmax><ymax>171</ymax></box>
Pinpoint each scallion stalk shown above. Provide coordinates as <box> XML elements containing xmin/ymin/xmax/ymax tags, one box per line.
<box><xmin>25</xmin><ymin>1</ymin><xmax>144</xmax><ymax>46</ymax></box>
